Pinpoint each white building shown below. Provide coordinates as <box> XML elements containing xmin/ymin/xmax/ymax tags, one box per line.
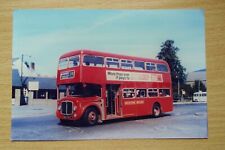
<box><xmin>186</xmin><ymin>69</ymin><xmax>206</xmax><ymax>86</ymax></box>
<box><xmin>12</xmin><ymin>58</ymin><xmax>57</xmax><ymax>105</ymax></box>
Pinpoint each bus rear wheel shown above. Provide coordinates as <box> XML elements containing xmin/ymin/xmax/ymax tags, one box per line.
<box><xmin>82</xmin><ymin>108</ymin><xmax>99</xmax><ymax>126</ymax></box>
<box><xmin>152</xmin><ymin>103</ymin><xmax>161</xmax><ymax>118</ymax></box>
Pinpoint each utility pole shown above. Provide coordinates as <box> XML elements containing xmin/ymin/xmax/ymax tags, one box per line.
<box><xmin>176</xmin><ymin>75</ymin><xmax>180</xmax><ymax>101</ymax></box>
<box><xmin>20</xmin><ymin>54</ymin><xmax>31</xmax><ymax>105</ymax></box>
<box><xmin>178</xmin><ymin>78</ymin><xmax>180</xmax><ymax>98</ymax></box>
<box><xmin>20</xmin><ymin>54</ymin><xmax>25</xmax><ymax>105</ymax></box>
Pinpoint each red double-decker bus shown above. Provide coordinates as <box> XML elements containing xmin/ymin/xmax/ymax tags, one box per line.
<box><xmin>56</xmin><ymin>50</ymin><xmax>173</xmax><ymax>125</ymax></box>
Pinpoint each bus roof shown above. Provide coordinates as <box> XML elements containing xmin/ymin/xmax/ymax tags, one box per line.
<box><xmin>60</xmin><ymin>49</ymin><xmax>167</xmax><ymax>64</ymax></box>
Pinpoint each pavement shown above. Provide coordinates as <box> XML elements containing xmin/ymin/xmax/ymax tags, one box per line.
<box><xmin>12</xmin><ymin>100</ymin><xmax>57</xmax><ymax>118</ymax></box>
<box><xmin>173</xmin><ymin>101</ymin><xmax>207</xmax><ymax>105</ymax></box>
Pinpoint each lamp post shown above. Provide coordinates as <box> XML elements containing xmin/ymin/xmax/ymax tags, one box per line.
<box><xmin>176</xmin><ymin>75</ymin><xmax>180</xmax><ymax>101</ymax></box>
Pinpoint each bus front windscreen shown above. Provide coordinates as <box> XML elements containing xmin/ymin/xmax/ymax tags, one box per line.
<box><xmin>58</xmin><ymin>55</ymin><xmax>80</xmax><ymax>70</ymax></box>
<box><xmin>59</xmin><ymin>83</ymin><xmax>101</xmax><ymax>97</ymax></box>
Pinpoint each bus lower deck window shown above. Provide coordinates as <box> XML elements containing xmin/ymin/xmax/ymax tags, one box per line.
<box><xmin>123</xmin><ymin>89</ymin><xmax>135</xmax><ymax>98</ymax></box>
<box><xmin>136</xmin><ymin>89</ymin><xmax>147</xmax><ymax>98</ymax></box>
<box><xmin>159</xmin><ymin>89</ymin><xmax>170</xmax><ymax>97</ymax></box>
<box><xmin>148</xmin><ymin>89</ymin><xmax>158</xmax><ymax>97</ymax></box>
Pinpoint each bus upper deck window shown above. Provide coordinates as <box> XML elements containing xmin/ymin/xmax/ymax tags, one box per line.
<box><xmin>121</xmin><ymin>59</ymin><xmax>133</xmax><ymax>69</ymax></box>
<box><xmin>83</xmin><ymin>55</ymin><xmax>95</xmax><ymax>66</ymax></box>
<box><xmin>146</xmin><ymin>63</ymin><xmax>156</xmax><ymax>71</ymax></box>
<box><xmin>134</xmin><ymin>61</ymin><xmax>145</xmax><ymax>70</ymax></box>
<box><xmin>95</xmin><ymin>56</ymin><xmax>104</xmax><ymax>67</ymax></box>
<box><xmin>83</xmin><ymin>55</ymin><xmax>104</xmax><ymax>67</ymax></box>
<box><xmin>59</xmin><ymin>58</ymin><xmax>68</xmax><ymax>70</ymax></box>
<box><xmin>106</xmin><ymin>57</ymin><xmax>119</xmax><ymax>68</ymax></box>
<box><xmin>68</xmin><ymin>56</ymin><xmax>80</xmax><ymax>68</ymax></box>
<box><xmin>157</xmin><ymin>64</ymin><xmax>168</xmax><ymax>72</ymax></box>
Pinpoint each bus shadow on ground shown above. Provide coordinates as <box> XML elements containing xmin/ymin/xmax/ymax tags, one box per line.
<box><xmin>57</xmin><ymin>113</ymin><xmax>172</xmax><ymax>127</ymax></box>
<box><xmin>102</xmin><ymin>113</ymin><xmax>171</xmax><ymax>125</ymax></box>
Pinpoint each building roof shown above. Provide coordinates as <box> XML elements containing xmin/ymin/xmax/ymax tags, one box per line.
<box><xmin>12</xmin><ymin>68</ymin><xmax>56</xmax><ymax>89</ymax></box>
<box><xmin>23</xmin><ymin>77</ymin><xmax>56</xmax><ymax>90</ymax></box>
<box><xmin>186</xmin><ymin>69</ymin><xmax>206</xmax><ymax>82</ymax></box>
<box><xmin>194</xmin><ymin>69</ymin><xmax>206</xmax><ymax>72</ymax></box>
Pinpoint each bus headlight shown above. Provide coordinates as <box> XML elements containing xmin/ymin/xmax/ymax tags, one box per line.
<box><xmin>73</xmin><ymin>105</ymin><xmax>77</xmax><ymax>111</ymax></box>
<box><xmin>57</xmin><ymin>105</ymin><xmax>61</xmax><ymax>111</ymax></box>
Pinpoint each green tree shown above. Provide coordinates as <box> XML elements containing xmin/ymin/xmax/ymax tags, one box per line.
<box><xmin>180</xmin><ymin>84</ymin><xmax>193</xmax><ymax>97</ymax></box>
<box><xmin>192</xmin><ymin>80</ymin><xmax>206</xmax><ymax>93</ymax></box>
<box><xmin>157</xmin><ymin>40</ymin><xmax>186</xmax><ymax>94</ymax></box>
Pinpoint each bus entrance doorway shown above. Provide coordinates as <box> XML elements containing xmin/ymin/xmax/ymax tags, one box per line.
<box><xmin>106</xmin><ymin>84</ymin><xmax>120</xmax><ymax>116</ymax></box>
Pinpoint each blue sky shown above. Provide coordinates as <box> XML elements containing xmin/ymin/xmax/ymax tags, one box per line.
<box><xmin>13</xmin><ymin>9</ymin><xmax>205</xmax><ymax>76</ymax></box>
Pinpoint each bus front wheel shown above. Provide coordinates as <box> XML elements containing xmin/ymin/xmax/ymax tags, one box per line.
<box><xmin>82</xmin><ymin>108</ymin><xmax>99</xmax><ymax>126</ymax></box>
<box><xmin>152</xmin><ymin>103</ymin><xmax>161</xmax><ymax>118</ymax></box>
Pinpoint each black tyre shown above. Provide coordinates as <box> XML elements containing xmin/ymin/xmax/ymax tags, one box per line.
<box><xmin>82</xmin><ymin>108</ymin><xmax>99</xmax><ymax>126</ymax></box>
<box><xmin>152</xmin><ymin>103</ymin><xmax>161</xmax><ymax>118</ymax></box>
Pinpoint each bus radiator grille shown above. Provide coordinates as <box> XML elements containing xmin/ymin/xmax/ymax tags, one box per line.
<box><xmin>61</xmin><ymin>101</ymin><xmax>73</xmax><ymax>115</ymax></box>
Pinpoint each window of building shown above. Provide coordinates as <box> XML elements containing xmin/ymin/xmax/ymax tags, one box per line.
<box><xmin>134</xmin><ymin>61</ymin><xmax>145</xmax><ymax>70</ymax></box>
<box><xmin>121</xmin><ymin>59</ymin><xmax>133</xmax><ymax>69</ymax></box>
<box><xmin>148</xmin><ymin>89</ymin><xmax>158</xmax><ymax>97</ymax></box>
<box><xmin>157</xmin><ymin>64</ymin><xmax>168</xmax><ymax>72</ymax></box>
<box><xmin>83</xmin><ymin>55</ymin><xmax>104</xmax><ymax>67</ymax></box>
<box><xmin>48</xmin><ymin>90</ymin><xmax>57</xmax><ymax>99</ymax></box>
<box><xmin>58</xmin><ymin>58</ymin><xmax>68</xmax><ymax>70</ymax></box>
<box><xmin>159</xmin><ymin>89</ymin><xmax>170</xmax><ymax>97</ymax></box>
<box><xmin>106</xmin><ymin>57</ymin><xmax>119</xmax><ymax>68</ymax></box>
<box><xmin>12</xmin><ymin>88</ymin><xmax>15</xmax><ymax>98</ymax></box>
<box><xmin>146</xmin><ymin>62</ymin><xmax>156</xmax><ymax>71</ymax></box>
<box><xmin>33</xmin><ymin>90</ymin><xmax>47</xmax><ymax>99</ymax></box>
<box><xmin>136</xmin><ymin>89</ymin><xmax>147</xmax><ymax>98</ymax></box>
<box><xmin>123</xmin><ymin>89</ymin><xmax>135</xmax><ymax>98</ymax></box>
<box><xmin>68</xmin><ymin>55</ymin><xmax>80</xmax><ymax>68</ymax></box>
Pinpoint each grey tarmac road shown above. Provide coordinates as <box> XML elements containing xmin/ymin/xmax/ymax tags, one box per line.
<box><xmin>11</xmin><ymin>103</ymin><xmax>207</xmax><ymax>140</ymax></box>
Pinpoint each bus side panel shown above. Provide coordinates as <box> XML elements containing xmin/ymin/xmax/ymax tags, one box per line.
<box><xmin>122</xmin><ymin>99</ymin><xmax>138</xmax><ymax>117</ymax></box>
<box><xmin>157</xmin><ymin>98</ymin><xmax>173</xmax><ymax>113</ymax></box>
<box><xmin>134</xmin><ymin>97</ymin><xmax>153</xmax><ymax>116</ymax></box>
<box><xmin>81</xmin><ymin>66</ymin><xmax>106</xmax><ymax>84</ymax></box>
<box><xmin>134</xmin><ymin>82</ymin><xmax>160</xmax><ymax>116</ymax></box>
<box><xmin>57</xmin><ymin>67</ymin><xmax>81</xmax><ymax>85</ymax></box>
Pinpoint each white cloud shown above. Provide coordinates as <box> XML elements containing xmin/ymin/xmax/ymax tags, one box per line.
<box><xmin>85</xmin><ymin>12</ymin><xmax>131</xmax><ymax>32</ymax></box>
